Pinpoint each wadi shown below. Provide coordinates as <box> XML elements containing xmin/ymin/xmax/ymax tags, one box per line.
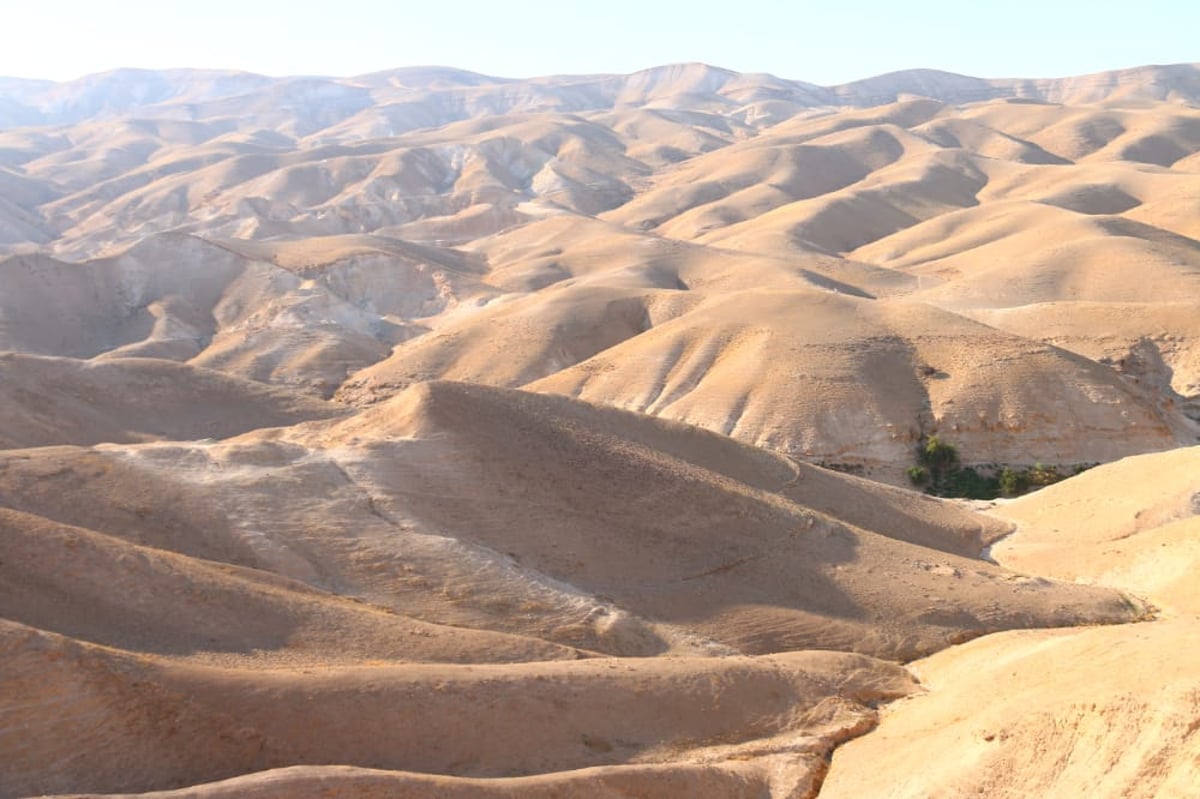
<box><xmin>1</xmin><ymin>61</ymin><xmax>1199</xmax><ymax>798</ymax></box>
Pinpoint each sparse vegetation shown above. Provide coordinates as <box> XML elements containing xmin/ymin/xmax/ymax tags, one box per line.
<box><xmin>937</xmin><ymin>465</ymin><xmax>999</xmax><ymax>499</ymax></box>
<box><xmin>909</xmin><ymin>435</ymin><xmax>1089</xmax><ymax>499</ymax></box>
<box><xmin>921</xmin><ymin>435</ymin><xmax>959</xmax><ymax>472</ymax></box>
<box><xmin>906</xmin><ymin>465</ymin><xmax>930</xmax><ymax>486</ymax></box>
<box><xmin>910</xmin><ymin>435</ymin><xmax>991</xmax><ymax>497</ymax></box>
<box><xmin>818</xmin><ymin>461</ymin><xmax>866</xmax><ymax>476</ymax></box>
<box><xmin>998</xmin><ymin>466</ymin><xmax>1025</xmax><ymax>497</ymax></box>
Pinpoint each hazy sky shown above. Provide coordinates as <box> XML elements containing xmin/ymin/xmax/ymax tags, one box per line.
<box><xmin>2</xmin><ymin>0</ymin><xmax>1196</xmax><ymax>84</ymax></box>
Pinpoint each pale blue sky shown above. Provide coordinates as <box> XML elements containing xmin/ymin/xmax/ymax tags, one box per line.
<box><xmin>2</xmin><ymin>0</ymin><xmax>1196</xmax><ymax>84</ymax></box>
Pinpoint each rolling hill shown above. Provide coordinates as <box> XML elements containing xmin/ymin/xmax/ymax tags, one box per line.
<box><xmin>2</xmin><ymin>60</ymin><xmax>1199</xmax><ymax>798</ymax></box>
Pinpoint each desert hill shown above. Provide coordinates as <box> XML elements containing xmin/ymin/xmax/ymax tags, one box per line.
<box><xmin>2</xmin><ymin>61</ymin><xmax>1200</xmax><ymax>797</ymax></box>
<box><xmin>0</xmin><ymin>382</ymin><xmax>1143</xmax><ymax>663</ymax></box>
<box><xmin>1</xmin><ymin>618</ymin><xmax>917</xmax><ymax>798</ymax></box>
<box><xmin>5</xmin><ymin>62</ymin><xmax>1200</xmax><ymax>133</ymax></box>
<box><xmin>2</xmin><ymin>62</ymin><xmax>1197</xmax><ymax>480</ymax></box>
<box><xmin>526</xmin><ymin>289</ymin><xmax>1181</xmax><ymax>479</ymax></box>
<box><xmin>0</xmin><ymin>380</ymin><xmax>1149</xmax><ymax>798</ymax></box>
<box><xmin>0</xmin><ymin>507</ymin><xmax>578</xmax><ymax>665</ymax></box>
<box><xmin>0</xmin><ymin>352</ymin><xmax>343</xmax><ymax>447</ymax></box>
<box><xmin>822</xmin><ymin>445</ymin><xmax>1200</xmax><ymax>798</ymax></box>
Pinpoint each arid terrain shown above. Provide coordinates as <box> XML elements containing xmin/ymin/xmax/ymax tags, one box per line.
<box><xmin>1</xmin><ymin>61</ymin><xmax>1199</xmax><ymax>798</ymax></box>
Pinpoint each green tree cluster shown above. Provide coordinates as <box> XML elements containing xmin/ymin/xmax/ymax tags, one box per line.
<box><xmin>906</xmin><ymin>436</ymin><xmax>1076</xmax><ymax>500</ymax></box>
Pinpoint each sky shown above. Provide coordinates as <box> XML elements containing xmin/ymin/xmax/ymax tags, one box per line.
<box><xmin>1</xmin><ymin>0</ymin><xmax>1196</xmax><ymax>84</ymax></box>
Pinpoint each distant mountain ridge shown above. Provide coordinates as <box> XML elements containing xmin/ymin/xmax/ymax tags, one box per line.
<box><xmin>1</xmin><ymin>53</ymin><xmax>1198</xmax><ymax>477</ymax></box>
<box><xmin>2</xmin><ymin>61</ymin><xmax>1198</xmax><ymax>130</ymax></box>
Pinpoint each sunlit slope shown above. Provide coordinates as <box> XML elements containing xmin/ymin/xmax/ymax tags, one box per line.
<box><xmin>0</xmin><ymin>621</ymin><xmax>915</xmax><ymax>799</ymax></box>
<box><xmin>0</xmin><ymin>352</ymin><xmax>343</xmax><ymax>447</ymax></box>
<box><xmin>2</xmin><ymin>66</ymin><xmax>1199</xmax><ymax>476</ymax></box>
<box><xmin>822</xmin><ymin>445</ymin><xmax>1200</xmax><ymax>799</ymax></box>
<box><xmin>529</xmin><ymin>291</ymin><xmax>1181</xmax><ymax>477</ymax></box>
<box><xmin>0</xmin><ymin>508</ymin><xmax>577</xmax><ymax>666</ymax></box>
<box><xmin>4</xmin><ymin>61</ymin><xmax>1200</xmax><ymax>799</ymax></box>
<box><xmin>0</xmin><ymin>382</ymin><xmax>1143</xmax><ymax>663</ymax></box>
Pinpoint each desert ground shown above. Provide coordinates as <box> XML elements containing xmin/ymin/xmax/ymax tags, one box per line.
<box><xmin>1</xmin><ymin>61</ymin><xmax>1199</xmax><ymax>798</ymax></box>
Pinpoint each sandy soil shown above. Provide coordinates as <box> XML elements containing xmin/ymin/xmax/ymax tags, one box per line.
<box><xmin>2</xmin><ymin>61</ymin><xmax>1199</xmax><ymax>798</ymax></box>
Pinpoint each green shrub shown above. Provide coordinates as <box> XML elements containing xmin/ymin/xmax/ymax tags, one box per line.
<box><xmin>907</xmin><ymin>465</ymin><xmax>930</xmax><ymax>486</ymax></box>
<box><xmin>939</xmin><ymin>465</ymin><xmax>1000</xmax><ymax>499</ymax></box>
<box><xmin>998</xmin><ymin>467</ymin><xmax>1027</xmax><ymax>497</ymax></box>
<box><xmin>920</xmin><ymin>435</ymin><xmax>959</xmax><ymax>470</ymax></box>
<box><xmin>1028</xmin><ymin>463</ymin><xmax>1061</xmax><ymax>486</ymax></box>
<box><xmin>910</xmin><ymin>435</ymin><xmax>1080</xmax><ymax>499</ymax></box>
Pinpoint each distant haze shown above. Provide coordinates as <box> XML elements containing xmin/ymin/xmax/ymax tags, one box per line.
<box><xmin>3</xmin><ymin>0</ymin><xmax>1199</xmax><ymax>84</ymax></box>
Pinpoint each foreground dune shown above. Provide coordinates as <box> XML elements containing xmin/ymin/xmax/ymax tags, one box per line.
<box><xmin>0</xmin><ymin>382</ymin><xmax>1145</xmax><ymax>664</ymax></box>
<box><xmin>822</xmin><ymin>620</ymin><xmax>1200</xmax><ymax>798</ymax></box>
<box><xmin>0</xmin><ymin>383</ymin><xmax>1159</xmax><ymax>798</ymax></box>
<box><xmin>0</xmin><ymin>507</ymin><xmax>580</xmax><ymax>666</ymax></box>
<box><xmin>822</xmin><ymin>445</ymin><xmax>1200</xmax><ymax>798</ymax></box>
<box><xmin>0</xmin><ymin>620</ymin><xmax>917</xmax><ymax>798</ymax></box>
<box><xmin>52</xmin><ymin>764</ymin><xmax>789</xmax><ymax>799</ymax></box>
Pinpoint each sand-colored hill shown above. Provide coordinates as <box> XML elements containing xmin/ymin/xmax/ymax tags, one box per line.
<box><xmin>0</xmin><ymin>232</ymin><xmax>494</xmax><ymax>394</ymax></box>
<box><xmin>529</xmin><ymin>290</ymin><xmax>1184</xmax><ymax>478</ymax></box>
<box><xmin>4</xmin><ymin>61</ymin><xmax>1200</xmax><ymax>797</ymax></box>
<box><xmin>0</xmin><ymin>382</ymin><xmax>1156</xmax><ymax>799</ymax></box>
<box><xmin>0</xmin><ymin>508</ymin><xmax>578</xmax><ymax>666</ymax></box>
<box><xmin>0</xmin><ymin>382</ymin><xmax>1146</xmax><ymax>667</ymax></box>
<box><xmin>1</xmin><ymin>66</ymin><xmax>1196</xmax><ymax>482</ymax></box>
<box><xmin>989</xmin><ymin>445</ymin><xmax>1200</xmax><ymax>601</ymax></box>
<box><xmin>0</xmin><ymin>352</ymin><xmax>343</xmax><ymax>447</ymax></box>
<box><xmin>964</xmin><ymin>301</ymin><xmax>1200</xmax><ymax>422</ymax></box>
<box><xmin>822</xmin><ymin>445</ymin><xmax>1200</xmax><ymax>798</ymax></box>
<box><xmin>0</xmin><ymin>620</ymin><xmax>915</xmax><ymax>798</ymax></box>
<box><xmin>822</xmin><ymin>619</ymin><xmax>1200</xmax><ymax>798</ymax></box>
